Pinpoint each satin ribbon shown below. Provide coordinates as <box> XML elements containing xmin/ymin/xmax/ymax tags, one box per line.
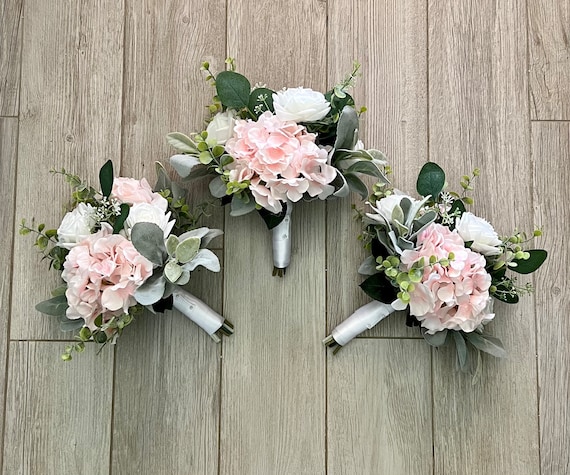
<box><xmin>172</xmin><ymin>289</ymin><xmax>224</xmax><ymax>335</ymax></box>
<box><xmin>272</xmin><ymin>203</ymin><xmax>293</xmax><ymax>270</ymax></box>
<box><xmin>331</xmin><ymin>301</ymin><xmax>395</xmax><ymax>346</ymax></box>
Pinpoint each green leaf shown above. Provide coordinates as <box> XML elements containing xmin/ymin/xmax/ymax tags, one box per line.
<box><xmin>344</xmin><ymin>173</ymin><xmax>368</xmax><ymax>199</ymax></box>
<box><xmin>359</xmin><ymin>273</ymin><xmax>398</xmax><ymax>304</ymax></box>
<box><xmin>135</xmin><ymin>274</ymin><xmax>166</xmax><ymax>305</ymax></box>
<box><xmin>167</xmin><ymin>132</ymin><xmax>198</xmax><ymax>153</ymax></box>
<box><xmin>416</xmin><ymin>162</ymin><xmax>445</xmax><ymax>199</ymax></box>
<box><xmin>35</xmin><ymin>295</ymin><xmax>68</xmax><ymax>317</ymax></box>
<box><xmin>345</xmin><ymin>160</ymin><xmax>384</xmax><ymax>179</ymax></box>
<box><xmin>166</xmin><ymin>235</ymin><xmax>179</xmax><ymax>257</ymax></box>
<box><xmin>154</xmin><ymin>161</ymin><xmax>171</xmax><ymax>193</ymax></box>
<box><xmin>230</xmin><ymin>193</ymin><xmax>256</xmax><ymax>217</ymax></box>
<box><xmin>131</xmin><ymin>222</ymin><xmax>166</xmax><ymax>266</ymax></box>
<box><xmin>164</xmin><ymin>260</ymin><xmax>183</xmax><ymax>283</ymax></box>
<box><xmin>333</xmin><ymin>106</ymin><xmax>359</xmax><ymax>151</ymax></box>
<box><xmin>209</xmin><ymin>176</ymin><xmax>227</xmax><ymax>198</ymax></box>
<box><xmin>112</xmin><ymin>203</ymin><xmax>130</xmax><ymax>234</ymax></box>
<box><xmin>216</xmin><ymin>71</ymin><xmax>251</xmax><ymax>110</ymax></box>
<box><xmin>175</xmin><ymin>237</ymin><xmax>201</xmax><ymax>263</ymax></box>
<box><xmin>453</xmin><ymin>332</ymin><xmax>469</xmax><ymax>371</ymax></box>
<box><xmin>59</xmin><ymin>317</ymin><xmax>84</xmax><ymax>332</ymax></box>
<box><xmin>248</xmin><ymin>87</ymin><xmax>275</xmax><ymax>117</ymax></box>
<box><xmin>511</xmin><ymin>249</ymin><xmax>548</xmax><ymax>274</ymax></box>
<box><xmin>422</xmin><ymin>329</ymin><xmax>449</xmax><ymax>347</ymax></box>
<box><xmin>257</xmin><ymin>205</ymin><xmax>287</xmax><ymax>230</ymax></box>
<box><xmin>99</xmin><ymin>160</ymin><xmax>114</xmax><ymax>198</ymax></box>
<box><xmin>465</xmin><ymin>332</ymin><xmax>507</xmax><ymax>358</ymax></box>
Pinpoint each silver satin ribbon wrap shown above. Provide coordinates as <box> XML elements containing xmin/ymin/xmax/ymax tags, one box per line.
<box><xmin>331</xmin><ymin>301</ymin><xmax>395</xmax><ymax>346</ymax></box>
<box><xmin>272</xmin><ymin>204</ymin><xmax>293</xmax><ymax>270</ymax></box>
<box><xmin>172</xmin><ymin>289</ymin><xmax>224</xmax><ymax>335</ymax></box>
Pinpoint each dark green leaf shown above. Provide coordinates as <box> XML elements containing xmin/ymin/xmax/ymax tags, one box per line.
<box><xmin>333</xmin><ymin>106</ymin><xmax>359</xmax><ymax>151</ymax></box>
<box><xmin>370</xmin><ymin>238</ymin><xmax>389</xmax><ymax>259</ymax></box>
<box><xmin>464</xmin><ymin>332</ymin><xmax>507</xmax><ymax>358</ymax></box>
<box><xmin>59</xmin><ymin>317</ymin><xmax>84</xmax><ymax>332</ymax></box>
<box><xmin>93</xmin><ymin>331</ymin><xmax>107</xmax><ymax>344</ymax></box>
<box><xmin>216</xmin><ymin>71</ymin><xmax>251</xmax><ymax>110</ymax></box>
<box><xmin>359</xmin><ymin>273</ymin><xmax>398</xmax><ymax>304</ymax></box>
<box><xmin>491</xmin><ymin>280</ymin><xmax>519</xmax><ymax>303</ymax></box>
<box><xmin>450</xmin><ymin>199</ymin><xmax>466</xmax><ymax>215</ymax></box>
<box><xmin>344</xmin><ymin>173</ymin><xmax>368</xmax><ymax>199</ymax></box>
<box><xmin>99</xmin><ymin>160</ymin><xmax>114</xmax><ymax>198</ymax></box>
<box><xmin>511</xmin><ymin>249</ymin><xmax>548</xmax><ymax>274</ymax></box>
<box><xmin>416</xmin><ymin>162</ymin><xmax>445</xmax><ymax>199</ymax></box>
<box><xmin>131</xmin><ymin>222</ymin><xmax>166</xmax><ymax>266</ymax></box>
<box><xmin>112</xmin><ymin>204</ymin><xmax>130</xmax><ymax>234</ymax></box>
<box><xmin>258</xmin><ymin>205</ymin><xmax>288</xmax><ymax>230</ymax></box>
<box><xmin>248</xmin><ymin>87</ymin><xmax>275</xmax><ymax>117</ymax></box>
<box><xmin>35</xmin><ymin>295</ymin><xmax>68</xmax><ymax>317</ymax></box>
<box><xmin>422</xmin><ymin>328</ymin><xmax>449</xmax><ymax>347</ymax></box>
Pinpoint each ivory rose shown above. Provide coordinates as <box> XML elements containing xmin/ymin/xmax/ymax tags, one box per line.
<box><xmin>57</xmin><ymin>202</ymin><xmax>97</xmax><ymax>249</ymax></box>
<box><xmin>272</xmin><ymin>87</ymin><xmax>331</xmax><ymax>122</ymax></box>
<box><xmin>61</xmin><ymin>223</ymin><xmax>153</xmax><ymax>329</ymax></box>
<box><xmin>455</xmin><ymin>212</ymin><xmax>502</xmax><ymax>256</ymax></box>
<box><xmin>206</xmin><ymin>110</ymin><xmax>236</xmax><ymax>146</ymax></box>
<box><xmin>124</xmin><ymin>202</ymin><xmax>175</xmax><ymax>238</ymax></box>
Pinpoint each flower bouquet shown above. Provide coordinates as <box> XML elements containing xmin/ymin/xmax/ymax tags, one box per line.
<box><xmin>324</xmin><ymin>162</ymin><xmax>547</xmax><ymax>379</ymax></box>
<box><xmin>21</xmin><ymin>160</ymin><xmax>233</xmax><ymax>360</ymax></box>
<box><xmin>167</xmin><ymin>60</ymin><xmax>387</xmax><ymax>276</ymax></box>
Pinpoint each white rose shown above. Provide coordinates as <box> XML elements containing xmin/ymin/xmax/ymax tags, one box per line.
<box><xmin>455</xmin><ymin>212</ymin><xmax>502</xmax><ymax>256</ymax></box>
<box><xmin>125</xmin><ymin>203</ymin><xmax>175</xmax><ymax>238</ymax></box>
<box><xmin>57</xmin><ymin>202</ymin><xmax>97</xmax><ymax>249</ymax></box>
<box><xmin>367</xmin><ymin>194</ymin><xmax>419</xmax><ymax>224</ymax></box>
<box><xmin>206</xmin><ymin>110</ymin><xmax>236</xmax><ymax>146</ymax></box>
<box><xmin>272</xmin><ymin>87</ymin><xmax>331</xmax><ymax>122</ymax></box>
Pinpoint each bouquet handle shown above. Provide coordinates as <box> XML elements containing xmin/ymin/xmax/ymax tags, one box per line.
<box><xmin>324</xmin><ymin>301</ymin><xmax>394</xmax><ymax>352</ymax></box>
<box><xmin>172</xmin><ymin>289</ymin><xmax>233</xmax><ymax>342</ymax></box>
<box><xmin>272</xmin><ymin>203</ymin><xmax>293</xmax><ymax>277</ymax></box>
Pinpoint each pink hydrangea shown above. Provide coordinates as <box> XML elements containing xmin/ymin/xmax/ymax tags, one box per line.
<box><xmin>61</xmin><ymin>223</ymin><xmax>153</xmax><ymax>330</ymax></box>
<box><xmin>397</xmin><ymin>223</ymin><xmax>495</xmax><ymax>334</ymax></box>
<box><xmin>224</xmin><ymin>112</ymin><xmax>336</xmax><ymax>213</ymax></box>
<box><xmin>112</xmin><ymin>177</ymin><xmax>167</xmax><ymax>211</ymax></box>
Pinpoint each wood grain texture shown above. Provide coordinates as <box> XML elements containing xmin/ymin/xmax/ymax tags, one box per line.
<box><xmin>528</xmin><ymin>0</ymin><xmax>570</xmax><ymax>120</ymax></box>
<box><xmin>531</xmin><ymin>122</ymin><xmax>570</xmax><ymax>475</ymax></box>
<box><xmin>429</xmin><ymin>1</ymin><xmax>540</xmax><ymax>473</ymax></box>
<box><xmin>0</xmin><ymin>0</ymin><xmax>22</xmax><ymax>116</ymax></box>
<box><xmin>11</xmin><ymin>0</ymin><xmax>124</xmax><ymax>339</ymax></box>
<box><xmin>0</xmin><ymin>118</ymin><xmax>18</xmax><ymax>474</ymax></box>
<box><xmin>327</xmin><ymin>340</ymin><xmax>433</xmax><ymax>475</ymax></box>
<box><xmin>221</xmin><ymin>4</ymin><xmax>327</xmax><ymax>472</ymax></box>
<box><xmin>112</xmin><ymin>252</ymin><xmax>223</xmax><ymax>475</ymax></box>
<box><xmin>120</xmin><ymin>0</ymin><xmax>226</xmax><ymax>234</ymax></box>
<box><xmin>2</xmin><ymin>342</ymin><xmax>113</xmax><ymax>475</ymax></box>
<box><xmin>327</xmin><ymin>0</ymin><xmax>428</xmax><ymax>338</ymax></box>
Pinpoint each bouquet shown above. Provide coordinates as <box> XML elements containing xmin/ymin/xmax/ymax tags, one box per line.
<box><xmin>167</xmin><ymin>60</ymin><xmax>387</xmax><ymax>276</ymax></box>
<box><xmin>324</xmin><ymin>162</ymin><xmax>547</xmax><ymax>379</ymax></box>
<box><xmin>21</xmin><ymin>161</ymin><xmax>233</xmax><ymax>360</ymax></box>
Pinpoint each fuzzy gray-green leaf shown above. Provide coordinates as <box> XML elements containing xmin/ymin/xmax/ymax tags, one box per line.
<box><xmin>131</xmin><ymin>222</ymin><xmax>166</xmax><ymax>266</ymax></box>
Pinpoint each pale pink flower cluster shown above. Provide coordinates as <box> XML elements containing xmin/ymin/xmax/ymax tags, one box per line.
<box><xmin>112</xmin><ymin>177</ymin><xmax>166</xmax><ymax>208</ymax></box>
<box><xmin>224</xmin><ymin>112</ymin><xmax>337</xmax><ymax>213</ymax></box>
<box><xmin>62</xmin><ymin>223</ymin><xmax>153</xmax><ymax>329</ymax></box>
<box><xmin>396</xmin><ymin>223</ymin><xmax>495</xmax><ymax>334</ymax></box>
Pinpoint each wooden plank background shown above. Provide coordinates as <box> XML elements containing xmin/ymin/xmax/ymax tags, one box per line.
<box><xmin>1</xmin><ymin>1</ymin><xmax>567</xmax><ymax>474</ymax></box>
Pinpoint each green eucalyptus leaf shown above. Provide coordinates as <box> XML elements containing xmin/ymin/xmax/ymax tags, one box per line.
<box><xmin>416</xmin><ymin>162</ymin><xmax>445</xmax><ymax>199</ymax></box>
<box><xmin>216</xmin><ymin>71</ymin><xmax>251</xmax><ymax>110</ymax></box>
<box><xmin>112</xmin><ymin>203</ymin><xmax>130</xmax><ymax>234</ymax></box>
<box><xmin>167</xmin><ymin>132</ymin><xmax>198</xmax><ymax>153</ymax></box>
<box><xmin>230</xmin><ymin>193</ymin><xmax>256</xmax><ymax>217</ymax></box>
<box><xmin>35</xmin><ymin>295</ymin><xmax>68</xmax><ymax>317</ymax></box>
<box><xmin>59</xmin><ymin>317</ymin><xmax>84</xmax><ymax>332</ymax></box>
<box><xmin>359</xmin><ymin>273</ymin><xmax>398</xmax><ymax>304</ymax></box>
<box><xmin>465</xmin><ymin>332</ymin><xmax>507</xmax><ymax>358</ymax></box>
<box><xmin>99</xmin><ymin>160</ymin><xmax>114</xmax><ymax>198</ymax></box>
<box><xmin>176</xmin><ymin>237</ymin><xmax>201</xmax><ymax>263</ymax></box>
<box><xmin>209</xmin><ymin>176</ymin><xmax>227</xmax><ymax>198</ymax></box>
<box><xmin>131</xmin><ymin>222</ymin><xmax>166</xmax><ymax>266</ymax></box>
<box><xmin>510</xmin><ymin>249</ymin><xmax>547</xmax><ymax>274</ymax></box>
<box><xmin>164</xmin><ymin>260</ymin><xmax>183</xmax><ymax>283</ymax></box>
<box><xmin>422</xmin><ymin>329</ymin><xmax>448</xmax><ymax>347</ymax></box>
<box><xmin>344</xmin><ymin>173</ymin><xmax>368</xmax><ymax>199</ymax></box>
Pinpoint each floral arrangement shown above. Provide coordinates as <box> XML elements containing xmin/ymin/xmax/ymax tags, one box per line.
<box><xmin>21</xmin><ymin>161</ymin><xmax>233</xmax><ymax>360</ymax></box>
<box><xmin>324</xmin><ymin>162</ymin><xmax>547</xmax><ymax>380</ymax></box>
<box><xmin>167</xmin><ymin>60</ymin><xmax>387</xmax><ymax>275</ymax></box>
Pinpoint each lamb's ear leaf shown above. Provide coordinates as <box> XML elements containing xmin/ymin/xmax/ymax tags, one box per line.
<box><xmin>131</xmin><ymin>222</ymin><xmax>166</xmax><ymax>266</ymax></box>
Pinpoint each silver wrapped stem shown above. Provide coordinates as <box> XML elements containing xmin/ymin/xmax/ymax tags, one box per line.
<box><xmin>172</xmin><ymin>289</ymin><xmax>232</xmax><ymax>342</ymax></box>
<box><xmin>272</xmin><ymin>203</ymin><xmax>293</xmax><ymax>276</ymax></box>
<box><xmin>326</xmin><ymin>301</ymin><xmax>395</xmax><ymax>347</ymax></box>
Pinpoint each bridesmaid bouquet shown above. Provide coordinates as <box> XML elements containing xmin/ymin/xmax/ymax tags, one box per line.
<box><xmin>168</xmin><ymin>60</ymin><xmax>387</xmax><ymax>275</ymax></box>
<box><xmin>324</xmin><ymin>162</ymin><xmax>547</xmax><ymax>380</ymax></box>
<box><xmin>21</xmin><ymin>161</ymin><xmax>233</xmax><ymax>360</ymax></box>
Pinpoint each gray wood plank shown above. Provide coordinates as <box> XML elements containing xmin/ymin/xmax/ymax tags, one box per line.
<box><xmin>112</xmin><ymin>253</ymin><xmax>223</xmax><ymax>475</ymax></box>
<box><xmin>2</xmin><ymin>342</ymin><xmax>113</xmax><ymax>475</ymax></box>
<box><xmin>531</xmin><ymin>122</ymin><xmax>570</xmax><ymax>475</ymax></box>
<box><xmin>220</xmin><ymin>2</ymin><xmax>327</xmax><ymax>473</ymax></box>
<box><xmin>429</xmin><ymin>1</ymin><xmax>540</xmax><ymax>473</ymax></box>
<box><xmin>327</xmin><ymin>340</ymin><xmax>433</xmax><ymax>475</ymax></box>
<box><xmin>11</xmin><ymin>0</ymin><xmax>124</xmax><ymax>339</ymax></box>
<box><xmin>112</xmin><ymin>2</ymin><xmax>226</xmax><ymax>473</ymax></box>
<box><xmin>529</xmin><ymin>0</ymin><xmax>570</xmax><ymax>120</ymax></box>
<box><xmin>0</xmin><ymin>0</ymin><xmax>22</xmax><ymax>116</ymax></box>
<box><xmin>327</xmin><ymin>0</ymin><xmax>428</xmax><ymax>338</ymax></box>
<box><xmin>0</xmin><ymin>118</ymin><xmax>18</xmax><ymax>474</ymax></box>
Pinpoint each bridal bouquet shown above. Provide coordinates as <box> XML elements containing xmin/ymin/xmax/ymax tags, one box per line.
<box><xmin>168</xmin><ymin>60</ymin><xmax>387</xmax><ymax>275</ymax></box>
<box><xmin>21</xmin><ymin>161</ymin><xmax>233</xmax><ymax>360</ymax></box>
<box><xmin>324</xmin><ymin>162</ymin><xmax>547</xmax><ymax>379</ymax></box>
